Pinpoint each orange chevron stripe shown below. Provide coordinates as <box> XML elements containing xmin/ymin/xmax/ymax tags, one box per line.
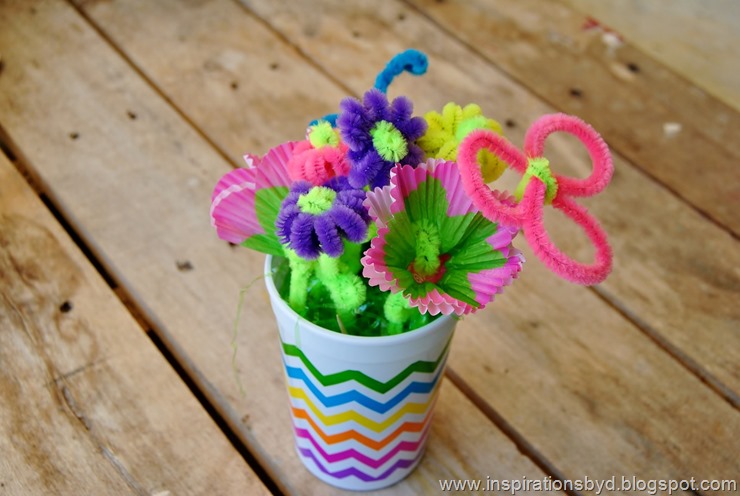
<box><xmin>290</xmin><ymin>394</ymin><xmax>438</xmax><ymax>450</ymax></box>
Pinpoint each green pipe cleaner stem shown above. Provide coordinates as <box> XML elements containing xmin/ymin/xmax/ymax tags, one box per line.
<box><xmin>383</xmin><ymin>291</ymin><xmax>414</xmax><ymax>335</ymax></box>
<box><xmin>316</xmin><ymin>254</ymin><xmax>367</xmax><ymax>331</ymax></box>
<box><xmin>286</xmin><ymin>249</ymin><xmax>314</xmax><ymax>315</ymax></box>
<box><xmin>413</xmin><ymin>219</ymin><xmax>442</xmax><ymax>277</ymax></box>
<box><xmin>338</xmin><ymin>239</ymin><xmax>364</xmax><ymax>274</ymax></box>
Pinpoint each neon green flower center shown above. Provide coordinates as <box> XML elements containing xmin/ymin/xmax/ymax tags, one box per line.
<box><xmin>308</xmin><ymin>121</ymin><xmax>340</xmax><ymax>148</ymax></box>
<box><xmin>514</xmin><ymin>157</ymin><xmax>558</xmax><ymax>204</ymax></box>
<box><xmin>297</xmin><ymin>187</ymin><xmax>336</xmax><ymax>215</ymax></box>
<box><xmin>455</xmin><ymin>115</ymin><xmax>488</xmax><ymax>142</ymax></box>
<box><xmin>370</xmin><ymin>120</ymin><xmax>408</xmax><ymax>162</ymax></box>
<box><xmin>411</xmin><ymin>219</ymin><xmax>442</xmax><ymax>280</ymax></box>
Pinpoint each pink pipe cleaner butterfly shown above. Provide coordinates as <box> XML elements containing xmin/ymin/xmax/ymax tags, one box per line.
<box><xmin>457</xmin><ymin>113</ymin><xmax>613</xmax><ymax>285</ymax></box>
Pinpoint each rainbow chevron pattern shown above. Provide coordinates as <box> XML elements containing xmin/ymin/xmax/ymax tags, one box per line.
<box><xmin>266</xmin><ymin>255</ymin><xmax>457</xmax><ymax>490</ymax></box>
<box><xmin>278</xmin><ymin>327</ymin><xmax>455</xmax><ymax>491</ymax></box>
<box><xmin>281</xmin><ymin>338</ymin><xmax>451</xmax><ymax>490</ymax></box>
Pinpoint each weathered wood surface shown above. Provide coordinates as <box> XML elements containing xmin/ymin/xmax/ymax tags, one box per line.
<box><xmin>562</xmin><ymin>0</ymin><xmax>740</xmax><ymax>112</ymax></box>
<box><xmin>0</xmin><ymin>0</ymin><xmax>561</xmax><ymax>494</ymax></box>
<box><xmin>0</xmin><ymin>0</ymin><xmax>738</xmax><ymax>493</ymax></box>
<box><xmin>0</xmin><ymin>155</ymin><xmax>267</xmax><ymax>495</ymax></box>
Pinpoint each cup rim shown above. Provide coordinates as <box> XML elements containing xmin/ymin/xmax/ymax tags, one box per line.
<box><xmin>264</xmin><ymin>255</ymin><xmax>457</xmax><ymax>347</ymax></box>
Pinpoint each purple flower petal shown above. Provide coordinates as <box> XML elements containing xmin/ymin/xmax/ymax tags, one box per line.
<box><xmin>349</xmin><ymin>151</ymin><xmax>386</xmax><ymax>189</ymax></box>
<box><xmin>314</xmin><ymin>215</ymin><xmax>344</xmax><ymax>257</ymax></box>
<box><xmin>363</xmin><ymin>89</ymin><xmax>390</xmax><ymax>120</ymax></box>
<box><xmin>397</xmin><ymin>116</ymin><xmax>428</xmax><ymax>141</ymax></box>
<box><xmin>275</xmin><ymin>203</ymin><xmax>300</xmax><ymax>243</ymax></box>
<box><xmin>402</xmin><ymin>144</ymin><xmax>426</xmax><ymax>166</ymax></box>
<box><xmin>290</xmin><ymin>213</ymin><xmax>321</xmax><ymax>259</ymax></box>
<box><xmin>337</xmin><ymin>189</ymin><xmax>369</xmax><ymax>217</ymax></box>
<box><xmin>331</xmin><ymin>205</ymin><xmax>368</xmax><ymax>243</ymax></box>
<box><xmin>389</xmin><ymin>96</ymin><xmax>413</xmax><ymax>124</ymax></box>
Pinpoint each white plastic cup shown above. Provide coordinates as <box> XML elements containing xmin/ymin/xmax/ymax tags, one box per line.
<box><xmin>265</xmin><ymin>255</ymin><xmax>457</xmax><ymax>491</ymax></box>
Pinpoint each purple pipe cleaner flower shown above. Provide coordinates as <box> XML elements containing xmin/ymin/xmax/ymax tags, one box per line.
<box><xmin>337</xmin><ymin>88</ymin><xmax>427</xmax><ymax>189</ymax></box>
<box><xmin>275</xmin><ymin>176</ymin><xmax>370</xmax><ymax>259</ymax></box>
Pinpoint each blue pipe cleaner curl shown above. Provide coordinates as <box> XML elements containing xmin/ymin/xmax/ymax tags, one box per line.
<box><xmin>308</xmin><ymin>49</ymin><xmax>429</xmax><ymax>127</ymax></box>
<box><xmin>374</xmin><ymin>49</ymin><xmax>428</xmax><ymax>93</ymax></box>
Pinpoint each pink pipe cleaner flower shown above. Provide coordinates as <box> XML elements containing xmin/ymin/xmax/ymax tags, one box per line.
<box><xmin>457</xmin><ymin>113</ymin><xmax>614</xmax><ymax>285</ymax></box>
<box><xmin>287</xmin><ymin>121</ymin><xmax>350</xmax><ymax>186</ymax></box>
<box><xmin>362</xmin><ymin>159</ymin><xmax>524</xmax><ymax>316</ymax></box>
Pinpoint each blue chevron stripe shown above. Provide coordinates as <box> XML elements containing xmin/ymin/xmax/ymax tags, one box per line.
<box><xmin>283</xmin><ymin>360</ymin><xmax>444</xmax><ymax>414</ymax></box>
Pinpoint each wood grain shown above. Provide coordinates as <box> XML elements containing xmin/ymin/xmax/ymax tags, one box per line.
<box><xmin>0</xmin><ymin>0</ymin><xmax>561</xmax><ymax>493</ymax></box>
<box><xmin>406</xmin><ymin>0</ymin><xmax>740</xmax><ymax>236</ymax></box>
<box><xmin>62</xmin><ymin>0</ymin><xmax>740</xmax><ymax>489</ymax></box>
<box><xmin>0</xmin><ymin>155</ymin><xmax>267</xmax><ymax>494</ymax></box>
<box><xmin>561</xmin><ymin>0</ymin><xmax>740</xmax><ymax>112</ymax></box>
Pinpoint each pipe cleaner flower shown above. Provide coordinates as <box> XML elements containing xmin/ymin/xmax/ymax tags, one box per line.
<box><xmin>457</xmin><ymin>114</ymin><xmax>613</xmax><ymax>285</ymax></box>
<box><xmin>362</xmin><ymin>159</ymin><xmax>524</xmax><ymax>316</ymax></box>
<box><xmin>337</xmin><ymin>88</ymin><xmax>427</xmax><ymax>189</ymax></box>
<box><xmin>287</xmin><ymin>121</ymin><xmax>351</xmax><ymax>186</ymax></box>
<box><xmin>276</xmin><ymin>176</ymin><xmax>370</xmax><ymax>259</ymax></box>
<box><xmin>210</xmin><ymin>142</ymin><xmax>295</xmax><ymax>255</ymax></box>
<box><xmin>417</xmin><ymin>103</ymin><xmax>506</xmax><ymax>183</ymax></box>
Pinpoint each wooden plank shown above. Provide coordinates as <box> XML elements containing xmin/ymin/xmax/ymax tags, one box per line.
<box><xmin>0</xmin><ymin>156</ymin><xmax>268</xmax><ymax>494</ymax></box>
<box><xmin>561</xmin><ymin>0</ymin><xmax>740</xmax><ymax>112</ymax></box>
<box><xmin>0</xmin><ymin>0</ymin><xmax>561</xmax><ymax>493</ymax></box>
<box><xmin>68</xmin><ymin>0</ymin><xmax>740</xmax><ymax>489</ymax></box>
<box><xmin>75</xmin><ymin>0</ymin><xmax>740</xmax><ymax>398</ymax></box>
<box><xmin>405</xmin><ymin>0</ymin><xmax>740</xmax><ymax>236</ymax></box>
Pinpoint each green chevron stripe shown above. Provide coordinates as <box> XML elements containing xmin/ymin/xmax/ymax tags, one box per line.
<box><xmin>281</xmin><ymin>336</ymin><xmax>452</xmax><ymax>394</ymax></box>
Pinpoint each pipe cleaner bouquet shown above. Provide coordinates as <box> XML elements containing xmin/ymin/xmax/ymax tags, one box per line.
<box><xmin>210</xmin><ymin>50</ymin><xmax>613</xmax><ymax>337</ymax></box>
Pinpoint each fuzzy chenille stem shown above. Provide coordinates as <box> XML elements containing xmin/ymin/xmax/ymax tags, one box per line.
<box><xmin>285</xmin><ymin>249</ymin><xmax>315</xmax><ymax>316</ymax></box>
<box><xmin>413</xmin><ymin>219</ymin><xmax>441</xmax><ymax>279</ymax></box>
<box><xmin>383</xmin><ymin>291</ymin><xmax>413</xmax><ymax>335</ymax></box>
<box><xmin>315</xmin><ymin>253</ymin><xmax>366</xmax><ymax>332</ymax></box>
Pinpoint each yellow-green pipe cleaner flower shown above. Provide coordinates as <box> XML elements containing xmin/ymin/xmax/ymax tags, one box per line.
<box><xmin>418</xmin><ymin>103</ymin><xmax>506</xmax><ymax>182</ymax></box>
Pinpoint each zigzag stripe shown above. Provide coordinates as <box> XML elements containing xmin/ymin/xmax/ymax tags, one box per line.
<box><xmin>288</xmin><ymin>386</ymin><xmax>438</xmax><ymax>432</ymax></box>
<box><xmin>291</xmin><ymin>405</ymin><xmax>434</xmax><ymax>449</ymax></box>
<box><xmin>281</xmin><ymin>336</ymin><xmax>451</xmax><ymax>393</ymax></box>
<box><xmin>298</xmin><ymin>446</ymin><xmax>423</xmax><ymax>482</ymax></box>
<box><xmin>294</xmin><ymin>423</ymin><xmax>430</xmax><ymax>468</ymax></box>
<box><xmin>284</xmin><ymin>362</ymin><xmax>443</xmax><ymax>413</ymax></box>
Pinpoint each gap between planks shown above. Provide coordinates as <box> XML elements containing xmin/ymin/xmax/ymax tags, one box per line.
<box><xmin>60</xmin><ymin>0</ymin><xmax>738</xmax><ymax>455</ymax></box>
<box><xmin>591</xmin><ymin>285</ymin><xmax>739</xmax><ymax>409</ymax></box>
<box><xmin>65</xmin><ymin>1</ymin><xmax>237</xmax><ymax>173</ymax></box>
<box><xmin>399</xmin><ymin>0</ymin><xmax>739</xmax><ymax>241</ymax></box>
<box><xmin>0</xmin><ymin>135</ymin><xmax>285</xmax><ymax>496</ymax></box>
<box><xmin>444</xmin><ymin>368</ymin><xmax>581</xmax><ymax>496</ymax></box>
